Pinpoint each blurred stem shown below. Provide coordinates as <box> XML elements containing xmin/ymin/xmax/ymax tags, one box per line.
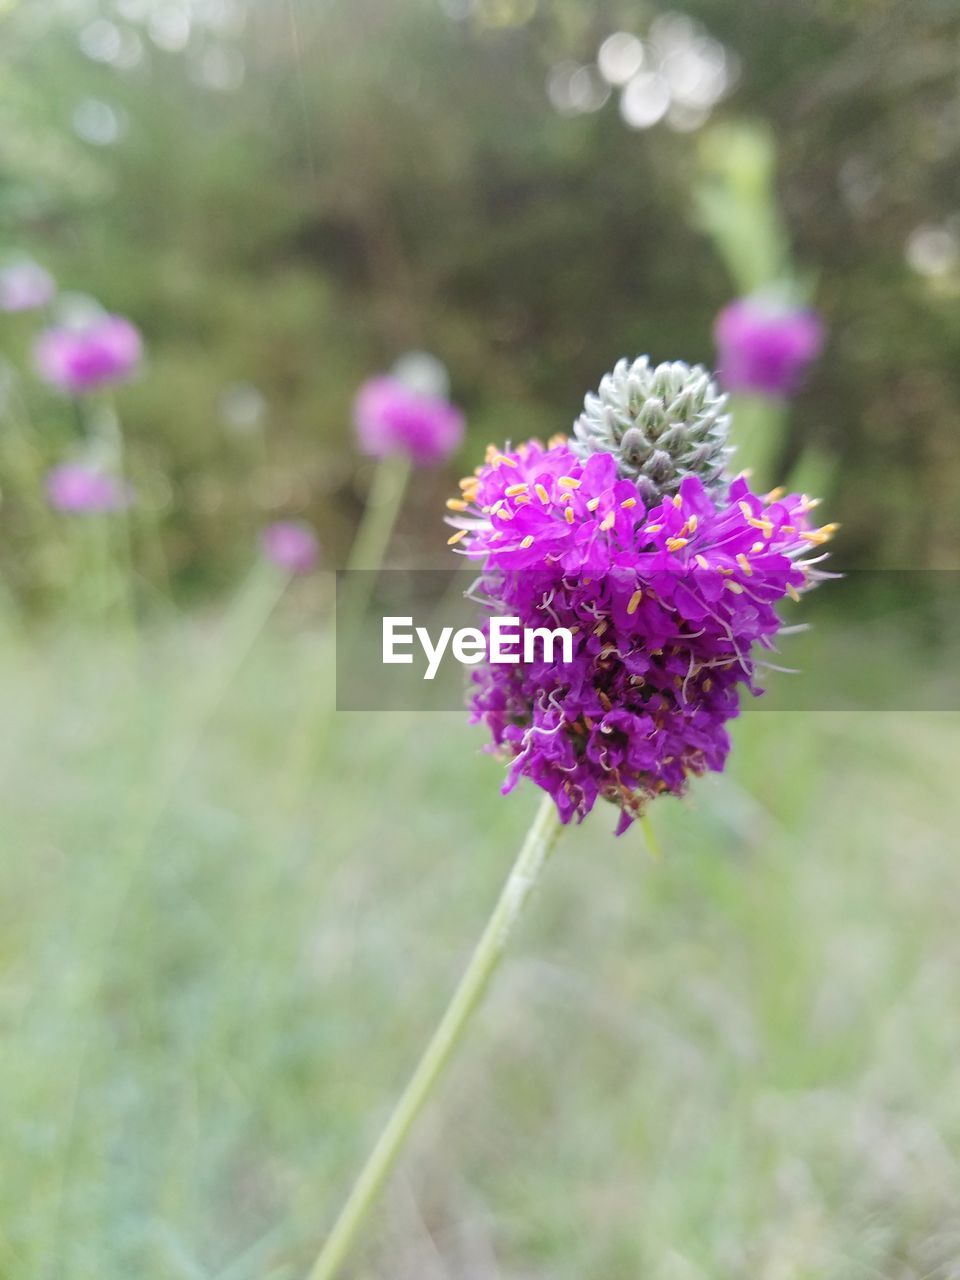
<box><xmin>729</xmin><ymin>394</ymin><xmax>786</xmax><ymax>491</ymax></box>
<box><xmin>306</xmin><ymin>794</ymin><xmax>564</xmax><ymax>1280</ymax></box>
<box><xmin>340</xmin><ymin>452</ymin><xmax>411</xmax><ymax>626</ymax></box>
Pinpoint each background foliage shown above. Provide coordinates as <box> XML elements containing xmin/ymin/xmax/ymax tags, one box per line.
<box><xmin>3</xmin><ymin>0</ymin><xmax>960</xmax><ymax>593</ymax></box>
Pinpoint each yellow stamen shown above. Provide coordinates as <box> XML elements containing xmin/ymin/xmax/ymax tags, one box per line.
<box><xmin>519</xmin><ymin>535</ymin><xmax>534</xmax><ymax>549</ymax></box>
<box><xmin>446</xmin><ymin>498</ymin><xmax>468</xmax><ymax>511</ymax></box>
<box><xmin>548</xmin><ymin>432</ymin><xmax>568</xmax><ymax>448</ymax></box>
<box><xmin>666</xmin><ymin>536</ymin><xmax>688</xmax><ymax>552</ymax></box>
<box><xmin>620</xmin><ymin>497</ymin><xmax>637</xmax><ymax>509</ymax></box>
<box><xmin>558</xmin><ymin>476</ymin><xmax>581</xmax><ymax>490</ymax></box>
<box><xmin>534</xmin><ymin>483</ymin><xmax>550</xmax><ymax>505</ymax></box>
<box><xmin>736</xmin><ymin>553</ymin><xmax>753</xmax><ymax>576</ymax></box>
<box><xmin>751</xmin><ymin>541</ymin><xmax>765</xmax><ymax>553</ymax></box>
<box><xmin>787</xmin><ymin>583</ymin><xmax>801</xmax><ymax>602</ymax></box>
<box><xmin>672</xmin><ymin>494</ymin><xmax>683</xmax><ymax>508</ymax></box>
<box><xmin>627</xmin><ymin>588</ymin><xmax>643</xmax><ymax>615</ymax></box>
<box><xmin>586</xmin><ymin>497</ymin><xmax>601</xmax><ymax>512</ymax></box>
<box><xmin>695</xmin><ymin>554</ymin><xmax>710</xmax><ymax>570</ymax></box>
<box><xmin>505</xmin><ymin>483</ymin><xmax>528</xmax><ymax>497</ymax></box>
<box><xmin>724</xmin><ymin>579</ymin><xmax>744</xmax><ymax>594</ymax></box>
<box><xmin>447</xmin><ymin>529</ymin><xmax>468</xmax><ymax>545</ymax></box>
<box><xmin>492</xmin><ymin>452</ymin><xmax>518</xmax><ymax>468</ymax></box>
<box><xmin>564</xmin><ymin>506</ymin><xmax>575</xmax><ymax>524</ymax></box>
<box><xmin>599</xmin><ymin>511</ymin><xmax>615</xmax><ymax>531</ymax></box>
<box><xmin>764</xmin><ymin>486</ymin><xmax>786</xmax><ymax>503</ymax></box>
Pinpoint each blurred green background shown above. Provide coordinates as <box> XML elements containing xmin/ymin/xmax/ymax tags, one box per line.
<box><xmin>3</xmin><ymin>0</ymin><xmax>960</xmax><ymax>594</ymax></box>
<box><xmin>3</xmin><ymin>3</ymin><xmax>960</xmax><ymax>1279</ymax></box>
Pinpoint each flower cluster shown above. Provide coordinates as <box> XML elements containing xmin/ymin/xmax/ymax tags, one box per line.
<box><xmin>46</xmin><ymin>463</ymin><xmax>131</xmax><ymax>514</ymax></box>
<box><xmin>714</xmin><ymin>295</ymin><xmax>824</xmax><ymax>398</ymax></box>
<box><xmin>448</xmin><ymin>438</ymin><xmax>833</xmax><ymax>832</ymax></box>
<box><xmin>35</xmin><ymin>312</ymin><xmax>142</xmax><ymax>396</ymax></box>
<box><xmin>354</xmin><ymin>375</ymin><xmax>464</xmax><ymax>466</ymax></box>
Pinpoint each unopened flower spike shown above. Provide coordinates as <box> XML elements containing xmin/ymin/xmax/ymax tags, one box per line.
<box><xmin>570</xmin><ymin>355</ymin><xmax>734</xmax><ymax>504</ymax></box>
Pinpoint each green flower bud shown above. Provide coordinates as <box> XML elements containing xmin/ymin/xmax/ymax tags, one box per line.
<box><xmin>571</xmin><ymin>356</ymin><xmax>733</xmax><ymax>504</ymax></box>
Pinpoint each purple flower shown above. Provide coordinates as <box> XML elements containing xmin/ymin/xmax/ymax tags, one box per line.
<box><xmin>34</xmin><ymin>313</ymin><xmax>142</xmax><ymax>395</ymax></box>
<box><xmin>46</xmin><ymin>464</ymin><xmax>130</xmax><ymax>514</ymax></box>
<box><xmin>261</xmin><ymin>520</ymin><xmax>320</xmax><ymax>575</ymax></box>
<box><xmin>714</xmin><ymin>296</ymin><xmax>824</xmax><ymax>397</ymax></box>
<box><xmin>354</xmin><ymin>375</ymin><xmax>465</xmax><ymax>466</ymax></box>
<box><xmin>0</xmin><ymin>261</ymin><xmax>56</xmax><ymax>312</ymax></box>
<box><xmin>449</xmin><ymin>440</ymin><xmax>833</xmax><ymax>832</ymax></box>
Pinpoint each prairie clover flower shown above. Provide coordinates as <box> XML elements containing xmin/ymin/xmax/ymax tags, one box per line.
<box><xmin>0</xmin><ymin>260</ymin><xmax>56</xmax><ymax>312</ymax></box>
<box><xmin>35</xmin><ymin>312</ymin><xmax>142</xmax><ymax>395</ymax></box>
<box><xmin>306</xmin><ymin>354</ymin><xmax>834</xmax><ymax>1280</ymax></box>
<box><xmin>46</xmin><ymin>463</ymin><xmax>130</xmax><ymax>513</ymax></box>
<box><xmin>448</xmin><ymin>361</ymin><xmax>834</xmax><ymax>833</ymax></box>
<box><xmin>714</xmin><ymin>295</ymin><xmax>824</xmax><ymax>397</ymax></box>
<box><xmin>261</xmin><ymin>520</ymin><xmax>320</xmax><ymax>575</ymax></box>
<box><xmin>354</xmin><ymin>375</ymin><xmax>464</xmax><ymax>466</ymax></box>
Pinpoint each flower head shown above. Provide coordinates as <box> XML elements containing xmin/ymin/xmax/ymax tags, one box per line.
<box><xmin>46</xmin><ymin>463</ymin><xmax>131</xmax><ymax>514</ymax></box>
<box><xmin>35</xmin><ymin>312</ymin><xmax>142</xmax><ymax>395</ymax></box>
<box><xmin>714</xmin><ymin>295</ymin><xmax>824</xmax><ymax>397</ymax></box>
<box><xmin>261</xmin><ymin>520</ymin><xmax>320</xmax><ymax>575</ymax></box>
<box><xmin>448</xmin><ymin>436</ymin><xmax>833</xmax><ymax>832</ymax></box>
<box><xmin>0</xmin><ymin>260</ymin><xmax>56</xmax><ymax>312</ymax></box>
<box><xmin>354</xmin><ymin>375</ymin><xmax>464</xmax><ymax>466</ymax></box>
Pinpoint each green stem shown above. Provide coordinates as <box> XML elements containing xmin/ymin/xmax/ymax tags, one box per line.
<box><xmin>339</xmin><ymin>452</ymin><xmax>412</xmax><ymax>628</ymax></box>
<box><xmin>306</xmin><ymin>793</ymin><xmax>565</xmax><ymax>1280</ymax></box>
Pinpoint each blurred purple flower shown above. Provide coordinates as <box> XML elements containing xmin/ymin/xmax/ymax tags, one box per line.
<box><xmin>0</xmin><ymin>261</ymin><xmax>56</xmax><ymax>312</ymax></box>
<box><xmin>354</xmin><ymin>375</ymin><xmax>465</xmax><ymax>466</ymax></box>
<box><xmin>714</xmin><ymin>296</ymin><xmax>824</xmax><ymax>397</ymax></box>
<box><xmin>35</xmin><ymin>313</ymin><xmax>142</xmax><ymax>395</ymax></box>
<box><xmin>46</xmin><ymin>464</ymin><xmax>130</xmax><ymax>514</ymax></box>
<box><xmin>261</xmin><ymin>520</ymin><xmax>320</xmax><ymax>575</ymax></box>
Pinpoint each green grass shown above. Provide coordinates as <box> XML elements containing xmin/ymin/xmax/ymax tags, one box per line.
<box><xmin>2</xmin><ymin>616</ymin><xmax>960</xmax><ymax>1280</ymax></box>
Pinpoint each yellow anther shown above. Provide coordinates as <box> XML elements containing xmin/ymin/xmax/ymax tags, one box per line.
<box><xmin>505</xmin><ymin>483</ymin><xmax>528</xmax><ymax>497</ymax></box>
<box><xmin>447</xmin><ymin>529</ymin><xmax>468</xmax><ymax>545</ymax></box>
<box><xmin>751</xmin><ymin>541</ymin><xmax>765</xmax><ymax>553</ymax></box>
<box><xmin>786</xmin><ymin>583</ymin><xmax>801</xmax><ymax>602</ymax></box>
<box><xmin>736</xmin><ymin>553</ymin><xmax>753</xmax><ymax>576</ymax></box>
<box><xmin>586</xmin><ymin>497</ymin><xmax>601</xmax><ymax>512</ymax></box>
<box><xmin>695</xmin><ymin>554</ymin><xmax>710</xmax><ymax>570</ymax></box>
<box><xmin>564</xmin><ymin>506</ymin><xmax>575</xmax><ymax>524</ymax></box>
<box><xmin>490</xmin><ymin>530</ymin><xmax>504</xmax><ymax>541</ymax></box>
<box><xmin>599</xmin><ymin>511</ymin><xmax>616</xmax><ymax>531</ymax></box>
<box><xmin>519</xmin><ymin>535</ymin><xmax>534</xmax><ymax>548</ymax></box>
<box><xmin>548</xmin><ymin>432</ymin><xmax>568</xmax><ymax>447</ymax></box>
<box><xmin>492</xmin><ymin>453</ymin><xmax>518</xmax><ymax>468</ymax></box>
<box><xmin>723</xmin><ymin>579</ymin><xmax>745</xmax><ymax>594</ymax></box>
<box><xmin>558</xmin><ymin>491</ymin><xmax>573</xmax><ymax>504</ymax></box>
<box><xmin>666</xmin><ymin>536</ymin><xmax>688</xmax><ymax>552</ymax></box>
<box><xmin>620</xmin><ymin>497</ymin><xmax>637</xmax><ymax>509</ymax></box>
<box><xmin>748</xmin><ymin>517</ymin><xmax>774</xmax><ymax>537</ymax></box>
<box><xmin>627</xmin><ymin>588</ymin><xmax>643</xmax><ymax>615</ymax></box>
<box><xmin>534</xmin><ymin>483</ymin><xmax>550</xmax><ymax>504</ymax></box>
<box><xmin>703</xmin><ymin>678</ymin><xmax>713</xmax><ymax>693</ymax></box>
<box><xmin>593</xmin><ymin>619</ymin><xmax>608</xmax><ymax>637</ymax></box>
<box><xmin>446</xmin><ymin>498</ymin><xmax>468</xmax><ymax>511</ymax></box>
<box><xmin>644</xmin><ymin>522</ymin><xmax>663</xmax><ymax>534</ymax></box>
<box><xmin>672</xmin><ymin>494</ymin><xmax>683</xmax><ymax>508</ymax></box>
<box><xmin>764</xmin><ymin>486</ymin><xmax>786</xmax><ymax>503</ymax></box>
<box><xmin>558</xmin><ymin>476</ymin><xmax>581</xmax><ymax>490</ymax></box>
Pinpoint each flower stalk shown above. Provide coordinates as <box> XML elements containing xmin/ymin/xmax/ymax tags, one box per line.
<box><xmin>306</xmin><ymin>793</ymin><xmax>565</xmax><ymax>1280</ymax></box>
